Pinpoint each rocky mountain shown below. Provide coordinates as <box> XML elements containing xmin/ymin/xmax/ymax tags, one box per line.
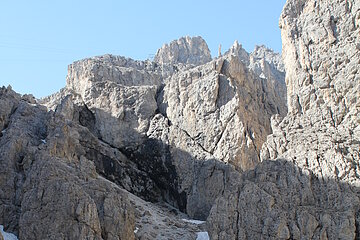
<box><xmin>0</xmin><ymin>0</ymin><xmax>358</xmax><ymax>239</ymax></box>
<box><xmin>0</xmin><ymin>34</ymin><xmax>285</xmax><ymax>239</ymax></box>
<box><xmin>208</xmin><ymin>0</ymin><xmax>360</xmax><ymax>239</ymax></box>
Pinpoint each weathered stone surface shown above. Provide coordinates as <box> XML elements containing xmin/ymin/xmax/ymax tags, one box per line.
<box><xmin>159</xmin><ymin>52</ymin><xmax>286</xmax><ymax>171</ymax></box>
<box><xmin>2</xmin><ymin>34</ymin><xmax>288</xmax><ymax>238</ymax></box>
<box><xmin>208</xmin><ymin>160</ymin><xmax>360</xmax><ymax>240</ymax></box>
<box><xmin>40</xmin><ymin>36</ymin><xmax>287</xmax><ymax>223</ymax></box>
<box><xmin>226</xmin><ymin>41</ymin><xmax>287</xmax><ymax>104</ymax></box>
<box><xmin>67</xmin><ymin>54</ymin><xmax>163</xmax><ymax>91</ymax></box>
<box><xmin>0</xmin><ymin>86</ymin><xmax>21</xmax><ymax>133</ymax></box>
<box><xmin>261</xmin><ymin>0</ymin><xmax>360</xmax><ymax>183</ymax></box>
<box><xmin>0</xmin><ymin>91</ymin><xmax>136</xmax><ymax>240</ymax></box>
<box><xmin>149</xmin><ymin>42</ymin><xmax>286</xmax><ymax>218</ymax></box>
<box><xmin>208</xmin><ymin>0</ymin><xmax>360</xmax><ymax>239</ymax></box>
<box><xmin>154</xmin><ymin>36</ymin><xmax>212</xmax><ymax>66</ymax></box>
<box><xmin>0</xmin><ymin>87</ymin><xmax>218</xmax><ymax>239</ymax></box>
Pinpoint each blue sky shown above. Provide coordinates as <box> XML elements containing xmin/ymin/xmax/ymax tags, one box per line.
<box><xmin>0</xmin><ymin>0</ymin><xmax>286</xmax><ymax>97</ymax></box>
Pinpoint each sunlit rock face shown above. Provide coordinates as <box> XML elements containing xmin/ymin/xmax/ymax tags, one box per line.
<box><xmin>154</xmin><ymin>36</ymin><xmax>212</xmax><ymax>66</ymax></box>
<box><xmin>208</xmin><ymin>0</ymin><xmax>360</xmax><ymax>239</ymax></box>
<box><xmin>0</xmin><ymin>33</ymin><xmax>287</xmax><ymax>239</ymax></box>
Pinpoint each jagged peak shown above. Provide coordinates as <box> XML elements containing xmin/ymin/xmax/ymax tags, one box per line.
<box><xmin>224</xmin><ymin>40</ymin><xmax>250</xmax><ymax>65</ymax></box>
<box><xmin>154</xmin><ymin>36</ymin><xmax>212</xmax><ymax>66</ymax></box>
<box><xmin>251</xmin><ymin>45</ymin><xmax>280</xmax><ymax>59</ymax></box>
<box><xmin>250</xmin><ymin>45</ymin><xmax>284</xmax><ymax>73</ymax></box>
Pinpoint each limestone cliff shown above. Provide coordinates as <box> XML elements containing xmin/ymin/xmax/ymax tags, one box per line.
<box><xmin>3</xmin><ymin>0</ymin><xmax>358</xmax><ymax>236</ymax></box>
<box><xmin>0</xmin><ymin>35</ymin><xmax>286</xmax><ymax>239</ymax></box>
<box><xmin>3</xmin><ymin>0</ymin><xmax>359</xmax><ymax>236</ymax></box>
<box><xmin>208</xmin><ymin>0</ymin><xmax>360</xmax><ymax>239</ymax></box>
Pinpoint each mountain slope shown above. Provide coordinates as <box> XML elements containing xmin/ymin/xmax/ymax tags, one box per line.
<box><xmin>0</xmin><ymin>36</ymin><xmax>286</xmax><ymax>239</ymax></box>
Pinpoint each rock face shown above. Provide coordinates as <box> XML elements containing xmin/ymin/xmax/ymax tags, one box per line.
<box><xmin>262</xmin><ymin>0</ymin><xmax>360</xmax><ymax>175</ymax></box>
<box><xmin>4</xmin><ymin>0</ymin><xmax>359</xmax><ymax>237</ymax></box>
<box><xmin>42</xmin><ymin>35</ymin><xmax>286</xmax><ymax>220</ymax></box>
<box><xmin>160</xmin><ymin>52</ymin><xmax>286</xmax><ymax>171</ymax></box>
<box><xmin>0</xmin><ymin>86</ymin><xmax>136</xmax><ymax>240</ymax></box>
<box><xmin>154</xmin><ymin>36</ymin><xmax>212</xmax><ymax>66</ymax></box>
<box><xmin>0</xmin><ymin>34</ymin><xmax>287</xmax><ymax>239</ymax></box>
<box><xmin>208</xmin><ymin>0</ymin><xmax>360</xmax><ymax>239</ymax></box>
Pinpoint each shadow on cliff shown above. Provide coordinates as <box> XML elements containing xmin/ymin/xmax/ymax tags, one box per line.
<box><xmin>75</xmin><ymin>103</ymin><xmax>360</xmax><ymax>237</ymax></box>
<box><xmin>76</xmin><ymin>105</ymin><xmax>234</xmax><ymax>220</ymax></box>
<box><xmin>207</xmin><ymin>158</ymin><xmax>360</xmax><ymax>239</ymax></box>
<box><xmin>0</xmin><ymin>99</ymin><xmax>359</xmax><ymax>240</ymax></box>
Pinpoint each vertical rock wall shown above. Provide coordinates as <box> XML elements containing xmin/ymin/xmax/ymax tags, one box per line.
<box><xmin>208</xmin><ymin>0</ymin><xmax>360</xmax><ymax>239</ymax></box>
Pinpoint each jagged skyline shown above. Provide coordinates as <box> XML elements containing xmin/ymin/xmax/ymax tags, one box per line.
<box><xmin>0</xmin><ymin>0</ymin><xmax>286</xmax><ymax>97</ymax></box>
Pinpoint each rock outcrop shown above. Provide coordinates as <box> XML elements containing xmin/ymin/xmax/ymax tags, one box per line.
<box><xmin>0</xmin><ymin>33</ymin><xmax>287</xmax><ymax>239</ymax></box>
<box><xmin>262</xmin><ymin>0</ymin><xmax>360</xmax><ymax>179</ymax></box>
<box><xmin>0</xmin><ymin>0</ymin><xmax>354</xmax><ymax>238</ymax></box>
<box><xmin>159</xmin><ymin>52</ymin><xmax>286</xmax><ymax>171</ymax></box>
<box><xmin>6</xmin><ymin>0</ymin><xmax>359</xmax><ymax>236</ymax></box>
<box><xmin>154</xmin><ymin>36</ymin><xmax>212</xmax><ymax>66</ymax></box>
<box><xmin>208</xmin><ymin>0</ymin><xmax>360</xmax><ymax>239</ymax></box>
<box><xmin>0</xmin><ymin>86</ymin><xmax>136</xmax><ymax>240</ymax></box>
<box><xmin>40</xmin><ymin>35</ymin><xmax>286</xmax><ymax>220</ymax></box>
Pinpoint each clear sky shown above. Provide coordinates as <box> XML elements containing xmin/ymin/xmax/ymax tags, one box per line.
<box><xmin>0</xmin><ymin>0</ymin><xmax>286</xmax><ymax>98</ymax></box>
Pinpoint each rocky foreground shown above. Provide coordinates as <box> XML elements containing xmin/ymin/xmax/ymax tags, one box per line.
<box><xmin>1</xmin><ymin>0</ymin><xmax>359</xmax><ymax>239</ymax></box>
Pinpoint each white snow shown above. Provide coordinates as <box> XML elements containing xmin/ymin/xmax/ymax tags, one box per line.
<box><xmin>259</xmin><ymin>73</ymin><xmax>266</xmax><ymax>79</ymax></box>
<box><xmin>181</xmin><ymin>218</ymin><xmax>205</xmax><ymax>225</ymax></box>
<box><xmin>134</xmin><ymin>227</ymin><xmax>139</xmax><ymax>234</ymax></box>
<box><xmin>41</xmin><ymin>139</ymin><xmax>46</xmax><ymax>144</ymax></box>
<box><xmin>1</xmin><ymin>129</ymin><xmax>6</xmax><ymax>134</ymax></box>
<box><xmin>196</xmin><ymin>232</ymin><xmax>209</xmax><ymax>240</ymax></box>
<box><xmin>0</xmin><ymin>225</ymin><xmax>18</xmax><ymax>240</ymax></box>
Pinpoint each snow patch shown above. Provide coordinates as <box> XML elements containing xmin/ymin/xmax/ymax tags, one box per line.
<box><xmin>1</xmin><ymin>129</ymin><xmax>6</xmax><ymax>134</ymax></box>
<box><xmin>0</xmin><ymin>225</ymin><xmax>18</xmax><ymax>240</ymax></box>
<box><xmin>181</xmin><ymin>218</ymin><xmax>205</xmax><ymax>225</ymax></box>
<box><xmin>41</xmin><ymin>139</ymin><xmax>46</xmax><ymax>144</ymax></box>
<box><xmin>134</xmin><ymin>227</ymin><xmax>139</xmax><ymax>234</ymax></box>
<box><xmin>196</xmin><ymin>232</ymin><xmax>209</xmax><ymax>240</ymax></box>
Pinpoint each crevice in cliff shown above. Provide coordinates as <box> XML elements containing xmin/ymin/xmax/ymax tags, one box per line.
<box><xmin>356</xmin><ymin>210</ymin><xmax>360</xmax><ymax>240</ymax></box>
<box><xmin>330</xmin><ymin>16</ymin><xmax>339</xmax><ymax>44</ymax></box>
<box><xmin>211</xmin><ymin>111</ymin><xmax>237</xmax><ymax>155</ymax></box>
<box><xmin>247</xmin><ymin>126</ymin><xmax>261</xmax><ymax>162</ymax></box>
<box><xmin>214</xmin><ymin>75</ymin><xmax>221</xmax><ymax>109</ymax></box>
<box><xmin>0</xmin><ymin>123</ymin><xmax>8</xmax><ymax>138</ymax></box>
<box><xmin>155</xmin><ymin>84</ymin><xmax>168</xmax><ymax>118</ymax></box>
<box><xmin>235</xmin><ymin>187</ymin><xmax>242</xmax><ymax>240</ymax></box>
<box><xmin>79</xmin><ymin>104</ymin><xmax>98</xmax><ymax>137</ymax></box>
<box><xmin>119</xmin><ymin>138</ymin><xmax>187</xmax><ymax>213</ymax></box>
<box><xmin>329</xmin><ymin>107</ymin><xmax>336</xmax><ymax>128</ymax></box>
<box><xmin>178</xmin><ymin>126</ymin><xmax>212</xmax><ymax>155</ymax></box>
